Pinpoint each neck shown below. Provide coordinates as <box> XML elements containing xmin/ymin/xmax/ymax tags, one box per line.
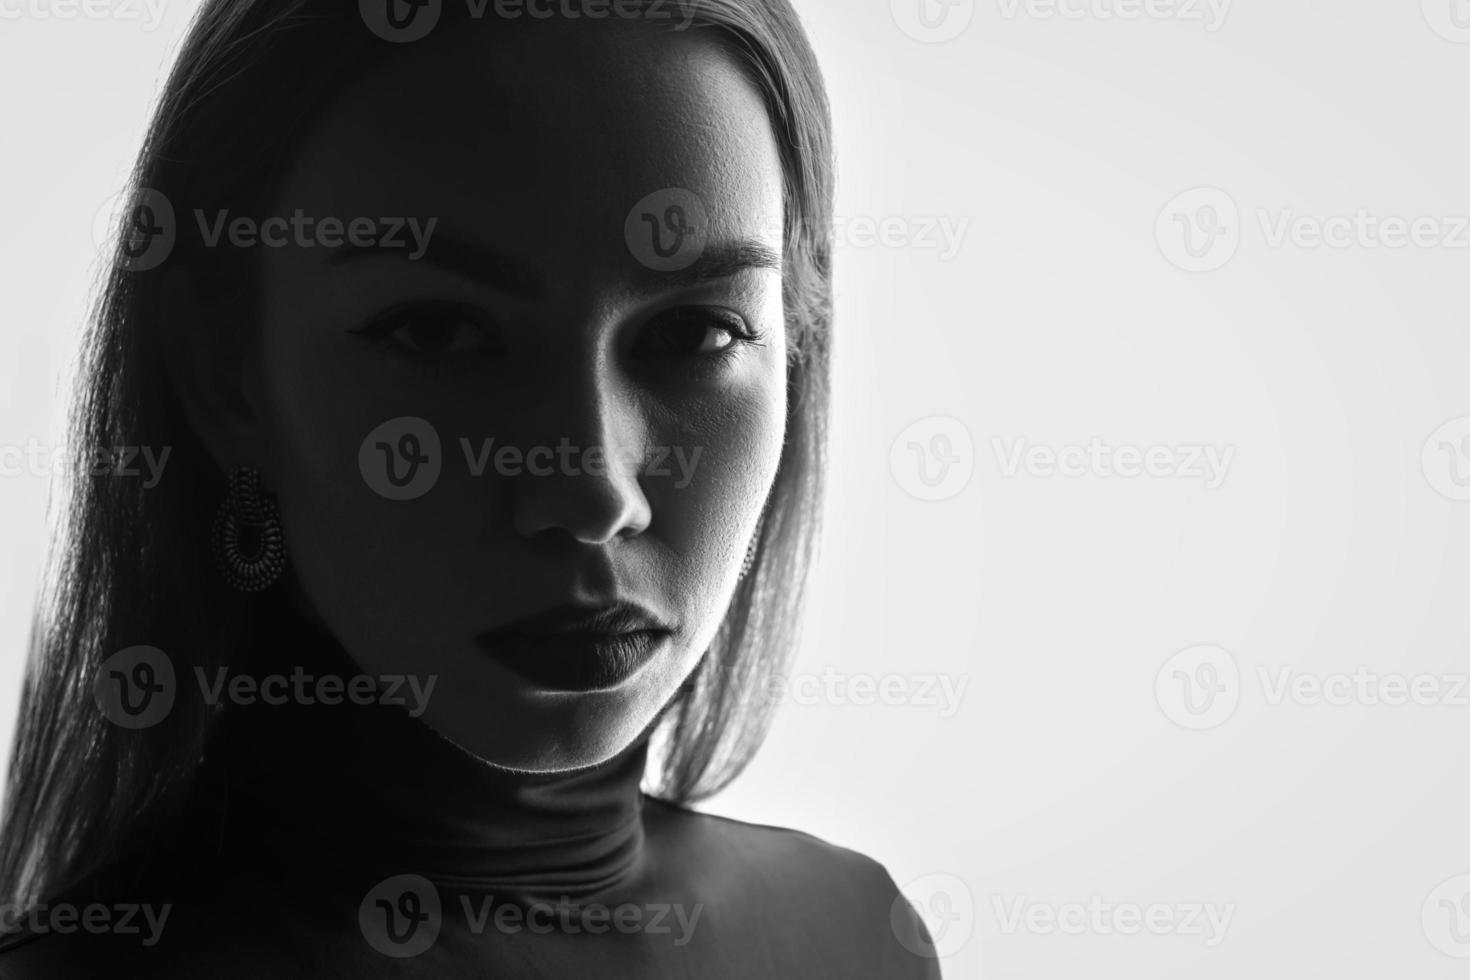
<box><xmin>190</xmin><ymin>594</ymin><xmax>650</xmax><ymax>902</ymax></box>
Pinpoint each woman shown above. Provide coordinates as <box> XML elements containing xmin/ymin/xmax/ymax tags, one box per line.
<box><xmin>0</xmin><ymin>0</ymin><xmax>941</xmax><ymax>975</ymax></box>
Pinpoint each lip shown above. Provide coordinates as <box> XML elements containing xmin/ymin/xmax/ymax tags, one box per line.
<box><xmin>474</xmin><ymin>602</ymin><xmax>671</xmax><ymax>693</ymax></box>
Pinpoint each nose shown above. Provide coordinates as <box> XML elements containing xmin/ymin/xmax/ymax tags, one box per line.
<box><xmin>508</xmin><ymin>362</ymin><xmax>653</xmax><ymax>546</ymax></box>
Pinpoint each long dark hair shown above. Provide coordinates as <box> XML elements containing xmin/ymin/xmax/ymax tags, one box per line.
<box><xmin>0</xmin><ymin>0</ymin><xmax>833</xmax><ymax>910</ymax></box>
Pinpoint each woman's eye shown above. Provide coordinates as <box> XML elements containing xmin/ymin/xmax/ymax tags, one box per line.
<box><xmin>638</xmin><ymin>308</ymin><xmax>758</xmax><ymax>358</ymax></box>
<box><xmin>356</xmin><ymin>304</ymin><xmax>503</xmax><ymax>357</ymax></box>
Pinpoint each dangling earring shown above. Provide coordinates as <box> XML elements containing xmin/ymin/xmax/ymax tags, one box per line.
<box><xmin>212</xmin><ymin>465</ymin><xmax>287</xmax><ymax>592</ymax></box>
<box><xmin>738</xmin><ymin>514</ymin><xmax>765</xmax><ymax>583</ymax></box>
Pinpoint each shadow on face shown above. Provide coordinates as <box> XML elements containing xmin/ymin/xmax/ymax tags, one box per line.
<box><xmin>242</xmin><ymin>17</ymin><xmax>789</xmax><ymax>771</ymax></box>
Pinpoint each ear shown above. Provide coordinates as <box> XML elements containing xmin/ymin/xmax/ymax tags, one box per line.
<box><xmin>157</xmin><ymin>261</ymin><xmax>262</xmax><ymax>477</ymax></box>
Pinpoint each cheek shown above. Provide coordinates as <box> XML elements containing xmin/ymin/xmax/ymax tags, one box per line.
<box><xmin>252</xmin><ymin>308</ymin><xmax>484</xmax><ymax>646</ymax></box>
<box><xmin>643</xmin><ymin>353</ymin><xmax>789</xmax><ymax>647</ymax></box>
<box><xmin>647</xmin><ymin>388</ymin><xmax>784</xmax><ymax>557</ymax></box>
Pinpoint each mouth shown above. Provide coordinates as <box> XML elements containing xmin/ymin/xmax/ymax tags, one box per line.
<box><xmin>473</xmin><ymin>602</ymin><xmax>671</xmax><ymax>693</ymax></box>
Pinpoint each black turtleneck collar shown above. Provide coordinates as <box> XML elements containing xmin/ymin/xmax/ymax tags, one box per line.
<box><xmin>180</xmin><ymin>593</ymin><xmax>651</xmax><ymax>904</ymax></box>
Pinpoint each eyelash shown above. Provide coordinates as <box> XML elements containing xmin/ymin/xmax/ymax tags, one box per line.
<box><xmin>639</xmin><ymin>308</ymin><xmax>766</xmax><ymax>365</ymax></box>
<box><xmin>349</xmin><ymin>301</ymin><xmax>503</xmax><ymax>373</ymax></box>
<box><xmin>349</xmin><ymin>302</ymin><xmax>765</xmax><ymax>375</ymax></box>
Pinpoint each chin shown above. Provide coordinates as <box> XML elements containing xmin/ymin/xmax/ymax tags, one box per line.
<box><xmin>415</xmin><ymin>687</ymin><xmax>659</xmax><ymax>775</ymax></box>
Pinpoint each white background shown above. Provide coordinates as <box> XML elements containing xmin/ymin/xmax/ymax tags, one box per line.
<box><xmin>5</xmin><ymin>0</ymin><xmax>1470</xmax><ymax>976</ymax></box>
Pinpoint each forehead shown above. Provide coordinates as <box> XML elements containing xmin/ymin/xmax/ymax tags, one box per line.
<box><xmin>267</xmin><ymin>20</ymin><xmax>784</xmax><ymax>270</ymax></box>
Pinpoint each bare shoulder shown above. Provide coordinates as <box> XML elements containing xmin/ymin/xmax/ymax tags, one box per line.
<box><xmin>642</xmin><ymin>797</ymin><xmax>945</xmax><ymax>978</ymax></box>
<box><xmin>664</xmin><ymin>801</ymin><xmax>898</xmax><ymax>887</ymax></box>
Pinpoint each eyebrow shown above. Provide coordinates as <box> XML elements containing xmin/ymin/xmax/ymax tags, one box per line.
<box><xmin>649</xmin><ymin>240</ymin><xmax>784</xmax><ymax>293</ymax></box>
<box><xmin>325</xmin><ymin>233</ymin><xmax>782</xmax><ymax>298</ymax></box>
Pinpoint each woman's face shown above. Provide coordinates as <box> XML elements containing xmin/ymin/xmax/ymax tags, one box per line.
<box><xmin>242</xmin><ymin>20</ymin><xmax>787</xmax><ymax>772</ymax></box>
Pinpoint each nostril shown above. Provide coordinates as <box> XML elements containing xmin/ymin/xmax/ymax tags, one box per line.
<box><xmin>509</xmin><ymin>458</ymin><xmax>653</xmax><ymax>546</ymax></box>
